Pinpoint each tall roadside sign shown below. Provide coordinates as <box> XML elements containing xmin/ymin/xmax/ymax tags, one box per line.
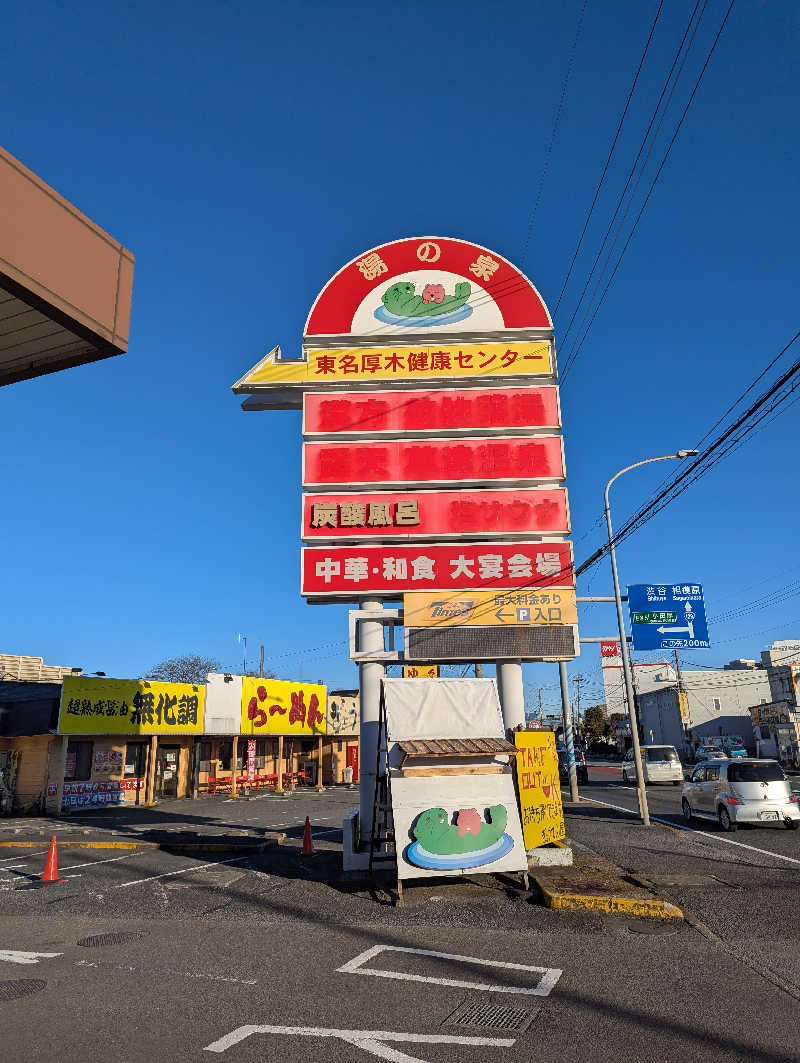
<box><xmin>232</xmin><ymin>236</ymin><xmax>577</xmax><ymax>848</ymax></box>
<box><xmin>628</xmin><ymin>583</ymin><xmax>709</xmax><ymax>650</ymax></box>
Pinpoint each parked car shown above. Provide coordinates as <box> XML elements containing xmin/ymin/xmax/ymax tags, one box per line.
<box><xmin>557</xmin><ymin>748</ymin><xmax>589</xmax><ymax>784</ymax></box>
<box><xmin>696</xmin><ymin>746</ymin><xmax>728</xmax><ymax>762</ymax></box>
<box><xmin>682</xmin><ymin>758</ymin><xmax>800</xmax><ymax>831</ymax></box>
<box><xmin>621</xmin><ymin>745</ymin><xmax>683</xmax><ymax>785</ymax></box>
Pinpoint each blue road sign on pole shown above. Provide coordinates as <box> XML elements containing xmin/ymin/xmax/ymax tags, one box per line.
<box><xmin>628</xmin><ymin>583</ymin><xmax>709</xmax><ymax>650</ymax></box>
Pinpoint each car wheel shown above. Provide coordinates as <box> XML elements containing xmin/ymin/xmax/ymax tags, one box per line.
<box><xmin>682</xmin><ymin>798</ymin><xmax>692</xmax><ymax>823</ymax></box>
<box><xmin>786</xmin><ymin>819</ymin><xmax>799</xmax><ymax>831</ymax></box>
<box><xmin>718</xmin><ymin>806</ymin><xmax>737</xmax><ymax>832</ymax></box>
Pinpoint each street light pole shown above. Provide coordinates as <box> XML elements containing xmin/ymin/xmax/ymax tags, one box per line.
<box><xmin>604</xmin><ymin>449</ymin><xmax>698</xmax><ymax>828</ymax></box>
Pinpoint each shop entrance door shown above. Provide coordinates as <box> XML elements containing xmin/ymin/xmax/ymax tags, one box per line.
<box><xmin>156</xmin><ymin>745</ymin><xmax>180</xmax><ymax>798</ymax></box>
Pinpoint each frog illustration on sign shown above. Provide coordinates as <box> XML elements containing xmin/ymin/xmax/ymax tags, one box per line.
<box><xmin>405</xmin><ymin>805</ymin><xmax>514</xmax><ymax>870</ymax></box>
<box><xmin>381</xmin><ymin>280</ymin><xmax>471</xmax><ymax>319</ymax></box>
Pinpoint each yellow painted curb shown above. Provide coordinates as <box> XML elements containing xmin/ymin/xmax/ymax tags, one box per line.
<box><xmin>0</xmin><ymin>840</ymin><xmax>158</xmax><ymax>850</ymax></box>
<box><xmin>534</xmin><ymin>876</ymin><xmax>683</xmax><ymax>920</ymax></box>
<box><xmin>0</xmin><ymin>839</ymin><xmax>273</xmax><ymax>853</ymax></box>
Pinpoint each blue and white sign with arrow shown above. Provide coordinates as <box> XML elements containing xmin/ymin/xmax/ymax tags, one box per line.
<box><xmin>628</xmin><ymin>583</ymin><xmax>709</xmax><ymax>650</ymax></box>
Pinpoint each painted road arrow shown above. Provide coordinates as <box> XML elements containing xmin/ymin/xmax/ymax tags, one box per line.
<box><xmin>205</xmin><ymin>1024</ymin><xmax>515</xmax><ymax>1063</ymax></box>
<box><xmin>0</xmin><ymin>950</ymin><xmax>62</xmax><ymax>965</ymax></box>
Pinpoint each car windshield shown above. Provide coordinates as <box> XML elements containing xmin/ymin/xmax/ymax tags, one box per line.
<box><xmin>646</xmin><ymin>747</ymin><xmax>678</xmax><ymax>762</ymax></box>
<box><xmin>728</xmin><ymin>762</ymin><xmax>785</xmax><ymax>783</ymax></box>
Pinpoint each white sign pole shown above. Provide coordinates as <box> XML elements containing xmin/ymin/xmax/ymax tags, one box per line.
<box><xmin>497</xmin><ymin>659</ymin><xmax>525</xmax><ymax>731</ymax></box>
<box><xmin>359</xmin><ymin>598</ymin><xmax>386</xmax><ymax>847</ymax></box>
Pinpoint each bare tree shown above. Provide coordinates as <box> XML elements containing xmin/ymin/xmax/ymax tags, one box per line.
<box><xmin>145</xmin><ymin>654</ymin><xmax>222</xmax><ymax>684</ymax></box>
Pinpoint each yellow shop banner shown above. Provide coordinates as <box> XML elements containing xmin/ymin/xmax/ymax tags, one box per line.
<box><xmin>240</xmin><ymin>677</ymin><xmax>327</xmax><ymax>736</ymax></box>
<box><xmin>59</xmin><ymin>676</ymin><xmax>205</xmax><ymax>735</ymax></box>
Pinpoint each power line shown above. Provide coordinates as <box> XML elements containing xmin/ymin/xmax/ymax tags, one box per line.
<box><xmin>575</xmin><ymin>327</ymin><xmax>800</xmax><ymax>577</ymax></box>
<box><xmin>552</xmin><ymin>0</ymin><xmax>665</xmax><ymax>314</ymax></box>
<box><xmin>520</xmin><ymin>0</ymin><xmax>590</xmax><ymax>268</ymax></box>
<box><xmin>559</xmin><ymin>0</ymin><xmax>736</xmax><ymax>382</ymax></box>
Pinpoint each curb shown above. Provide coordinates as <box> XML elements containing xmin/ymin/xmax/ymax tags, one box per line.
<box><xmin>0</xmin><ymin>839</ymin><xmax>276</xmax><ymax>854</ymax></box>
<box><xmin>533</xmin><ymin>875</ymin><xmax>683</xmax><ymax>920</ymax></box>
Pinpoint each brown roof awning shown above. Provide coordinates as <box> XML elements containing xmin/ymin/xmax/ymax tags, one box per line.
<box><xmin>397</xmin><ymin>737</ymin><xmax>518</xmax><ymax>758</ymax></box>
<box><xmin>0</xmin><ymin>147</ymin><xmax>133</xmax><ymax>387</ymax></box>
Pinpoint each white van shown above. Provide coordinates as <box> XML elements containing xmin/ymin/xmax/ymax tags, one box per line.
<box><xmin>622</xmin><ymin>745</ymin><xmax>683</xmax><ymax>786</ymax></box>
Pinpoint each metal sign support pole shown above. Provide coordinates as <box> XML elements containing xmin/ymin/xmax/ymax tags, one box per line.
<box><xmin>559</xmin><ymin>661</ymin><xmax>579</xmax><ymax>802</ymax></box>
<box><xmin>358</xmin><ymin>598</ymin><xmax>386</xmax><ymax>847</ymax></box>
<box><xmin>497</xmin><ymin>659</ymin><xmax>525</xmax><ymax>732</ymax></box>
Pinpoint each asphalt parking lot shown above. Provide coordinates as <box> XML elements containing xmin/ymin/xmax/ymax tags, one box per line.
<box><xmin>1</xmin><ymin>777</ymin><xmax>800</xmax><ymax>1062</ymax></box>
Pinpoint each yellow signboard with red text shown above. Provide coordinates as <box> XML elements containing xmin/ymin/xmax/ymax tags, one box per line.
<box><xmin>243</xmin><ymin>341</ymin><xmax>552</xmax><ymax>388</ymax></box>
<box><xmin>514</xmin><ymin>730</ymin><xmax>565</xmax><ymax>850</ymax></box>
<box><xmin>402</xmin><ymin>665</ymin><xmax>439</xmax><ymax>678</ymax></box>
<box><xmin>58</xmin><ymin>676</ymin><xmax>205</xmax><ymax>735</ymax></box>
<box><xmin>240</xmin><ymin>678</ymin><xmax>327</xmax><ymax>736</ymax></box>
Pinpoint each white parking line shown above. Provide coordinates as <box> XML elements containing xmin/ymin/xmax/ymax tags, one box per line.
<box><xmin>567</xmin><ymin>791</ymin><xmax>800</xmax><ymax>867</ymax></box>
<box><xmin>0</xmin><ymin>850</ymin><xmax>50</xmax><ymax>870</ymax></box>
<box><xmin>59</xmin><ymin>851</ymin><xmax>147</xmax><ymax>871</ymax></box>
<box><xmin>115</xmin><ymin>856</ymin><xmax>249</xmax><ymax>889</ymax></box>
<box><xmin>338</xmin><ymin>944</ymin><xmax>562</xmax><ymax>997</ymax></box>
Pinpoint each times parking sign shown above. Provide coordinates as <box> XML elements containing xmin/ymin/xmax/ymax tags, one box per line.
<box><xmin>628</xmin><ymin>583</ymin><xmax>709</xmax><ymax>650</ymax></box>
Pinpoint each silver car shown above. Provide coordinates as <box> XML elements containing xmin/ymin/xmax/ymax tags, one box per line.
<box><xmin>682</xmin><ymin>758</ymin><xmax>800</xmax><ymax>832</ymax></box>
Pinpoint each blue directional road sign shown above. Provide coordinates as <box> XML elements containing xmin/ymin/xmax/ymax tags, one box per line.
<box><xmin>628</xmin><ymin>583</ymin><xmax>709</xmax><ymax>650</ymax></box>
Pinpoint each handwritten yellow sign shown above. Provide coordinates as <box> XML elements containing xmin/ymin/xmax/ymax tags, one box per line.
<box><xmin>58</xmin><ymin>676</ymin><xmax>205</xmax><ymax>735</ymax></box>
<box><xmin>239</xmin><ymin>341</ymin><xmax>552</xmax><ymax>388</ymax></box>
<box><xmin>240</xmin><ymin>678</ymin><xmax>327</xmax><ymax>736</ymax></box>
<box><xmin>402</xmin><ymin>665</ymin><xmax>439</xmax><ymax>678</ymax></box>
<box><xmin>514</xmin><ymin>731</ymin><xmax>565</xmax><ymax>850</ymax></box>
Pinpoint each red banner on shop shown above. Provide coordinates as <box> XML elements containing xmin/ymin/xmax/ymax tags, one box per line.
<box><xmin>601</xmin><ymin>641</ymin><xmax>621</xmax><ymax>658</ymax></box>
<box><xmin>303</xmin><ymin>386</ymin><xmax>560</xmax><ymax>437</ymax></box>
<box><xmin>303</xmin><ymin>435</ymin><xmax>564</xmax><ymax>489</ymax></box>
<box><xmin>302</xmin><ymin>487</ymin><xmax>569</xmax><ymax>540</ymax></box>
<box><xmin>301</xmin><ymin>541</ymin><xmax>574</xmax><ymax>597</ymax></box>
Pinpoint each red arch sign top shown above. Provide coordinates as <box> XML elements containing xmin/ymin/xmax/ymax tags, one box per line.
<box><xmin>304</xmin><ymin>236</ymin><xmax>552</xmax><ymax>338</ymax></box>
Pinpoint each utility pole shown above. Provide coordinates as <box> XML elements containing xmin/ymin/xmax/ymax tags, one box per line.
<box><xmin>559</xmin><ymin>661</ymin><xmax>580</xmax><ymax>802</ymax></box>
<box><xmin>474</xmin><ymin>663</ymin><xmax>483</xmax><ymax>678</ymax></box>
<box><xmin>674</xmin><ymin>648</ymin><xmax>688</xmax><ymax>753</ymax></box>
<box><xmin>259</xmin><ymin>645</ymin><xmax>265</xmax><ymax>679</ymax></box>
<box><xmin>538</xmin><ymin>687</ymin><xmax>543</xmax><ymax>724</ymax></box>
<box><xmin>575</xmin><ymin>673</ymin><xmax>583</xmax><ymax>743</ymax></box>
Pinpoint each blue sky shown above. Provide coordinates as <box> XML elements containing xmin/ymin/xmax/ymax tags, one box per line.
<box><xmin>3</xmin><ymin>1</ymin><xmax>798</xmax><ymax>712</ymax></box>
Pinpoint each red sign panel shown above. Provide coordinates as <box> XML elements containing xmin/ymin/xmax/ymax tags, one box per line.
<box><xmin>303</xmin><ymin>386</ymin><xmax>560</xmax><ymax>437</ymax></box>
<box><xmin>302</xmin><ymin>487</ymin><xmax>569</xmax><ymax>541</ymax></box>
<box><xmin>301</xmin><ymin>541</ymin><xmax>574</xmax><ymax>597</ymax></box>
<box><xmin>601</xmin><ymin>642</ymin><xmax>621</xmax><ymax>658</ymax></box>
<box><xmin>303</xmin><ymin>435</ymin><xmax>565</xmax><ymax>489</ymax></box>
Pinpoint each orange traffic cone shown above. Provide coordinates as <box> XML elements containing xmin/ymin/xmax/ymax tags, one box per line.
<box><xmin>301</xmin><ymin>816</ymin><xmax>314</xmax><ymax>857</ymax></box>
<box><xmin>41</xmin><ymin>835</ymin><xmax>62</xmax><ymax>884</ymax></box>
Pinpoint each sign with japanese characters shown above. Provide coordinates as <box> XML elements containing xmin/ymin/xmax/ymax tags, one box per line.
<box><xmin>600</xmin><ymin>641</ymin><xmax>620</xmax><ymax>658</ymax></box>
<box><xmin>239</xmin><ymin>342</ymin><xmax>552</xmax><ymax>391</ymax></box>
<box><xmin>58</xmin><ymin>676</ymin><xmax>205</xmax><ymax>735</ymax></box>
<box><xmin>514</xmin><ymin>731</ymin><xmax>565</xmax><ymax>850</ymax></box>
<box><xmin>303</xmin><ymin>386</ymin><xmax>561</xmax><ymax>437</ymax></box>
<box><xmin>628</xmin><ymin>583</ymin><xmax>709</xmax><ymax>650</ymax></box>
<box><xmin>303</xmin><ymin>436</ymin><xmax>565</xmax><ymax>490</ymax></box>
<box><xmin>402</xmin><ymin>665</ymin><xmax>439</xmax><ymax>678</ymax></box>
<box><xmin>62</xmin><ymin>781</ymin><xmax>127</xmax><ymax>809</ymax></box>
<box><xmin>404</xmin><ymin>589</ymin><xmax>577</xmax><ymax>628</ymax></box>
<box><xmin>302</xmin><ymin>487</ymin><xmax>569</xmax><ymax>541</ymax></box>
<box><xmin>240</xmin><ymin>678</ymin><xmax>327</xmax><ymax>736</ymax></box>
<box><xmin>302</xmin><ymin>541</ymin><xmax>574</xmax><ymax>597</ymax></box>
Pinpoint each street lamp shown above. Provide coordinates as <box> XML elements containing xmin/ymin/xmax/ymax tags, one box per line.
<box><xmin>604</xmin><ymin>449</ymin><xmax>698</xmax><ymax>827</ymax></box>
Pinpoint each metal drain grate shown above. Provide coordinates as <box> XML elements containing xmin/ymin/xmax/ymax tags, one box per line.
<box><xmin>0</xmin><ymin>979</ymin><xmax>47</xmax><ymax>1001</ymax></box>
<box><xmin>444</xmin><ymin>1000</ymin><xmax>539</xmax><ymax>1032</ymax></box>
<box><xmin>77</xmin><ymin>932</ymin><xmax>145</xmax><ymax>948</ymax></box>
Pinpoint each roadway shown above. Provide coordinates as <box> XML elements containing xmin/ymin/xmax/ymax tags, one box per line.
<box><xmin>0</xmin><ymin>784</ymin><xmax>798</xmax><ymax>1062</ymax></box>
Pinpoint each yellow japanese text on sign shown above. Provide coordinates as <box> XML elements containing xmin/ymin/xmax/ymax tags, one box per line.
<box><xmin>246</xmin><ymin>341</ymin><xmax>552</xmax><ymax>386</ymax></box>
<box><xmin>514</xmin><ymin>731</ymin><xmax>565</xmax><ymax>850</ymax></box>
<box><xmin>402</xmin><ymin>665</ymin><xmax>439</xmax><ymax>678</ymax></box>
<box><xmin>404</xmin><ymin>589</ymin><xmax>578</xmax><ymax>628</ymax></box>
<box><xmin>240</xmin><ymin>678</ymin><xmax>327</xmax><ymax>736</ymax></box>
<box><xmin>58</xmin><ymin>676</ymin><xmax>205</xmax><ymax>735</ymax></box>
<box><xmin>678</xmin><ymin>691</ymin><xmax>689</xmax><ymax>723</ymax></box>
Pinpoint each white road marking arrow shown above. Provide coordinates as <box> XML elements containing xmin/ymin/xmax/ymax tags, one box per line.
<box><xmin>204</xmin><ymin>1025</ymin><xmax>515</xmax><ymax>1062</ymax></box>
<box><xmin>0</xmin><ymin>950</ymin><xmax>62</xmax><ymax>965</ymax></box>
